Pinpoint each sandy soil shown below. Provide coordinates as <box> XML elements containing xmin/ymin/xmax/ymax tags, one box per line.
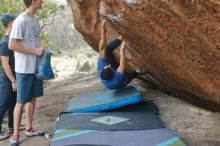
<box><xmin>0</xmin><ymin>73</ymin><xmax>220</xmax><ymax>146</ymax></box>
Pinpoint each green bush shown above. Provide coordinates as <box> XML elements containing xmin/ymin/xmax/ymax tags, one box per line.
<box><xmin>0</xmin><ymin>0</ymin><xmax>64</xmax><ymax>48</ymax></box>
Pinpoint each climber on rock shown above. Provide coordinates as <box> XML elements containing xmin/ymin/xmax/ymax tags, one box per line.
<box><xmin>97</xmin><ymin>20</ymin><xmax>149</xmax><ymax>90</ymax></box>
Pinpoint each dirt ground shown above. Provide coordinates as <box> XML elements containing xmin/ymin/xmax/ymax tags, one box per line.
<box><xmin>0</xmin><ymin>73</ymin><xmax>220</xmax><ymax>146</ymax></box>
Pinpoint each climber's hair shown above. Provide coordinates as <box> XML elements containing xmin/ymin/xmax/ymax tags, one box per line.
<box><xmin>23</xmin><ymin>0</ymin><xmax>32</xmax><ymax>8</ymax></box>
<box><xmin>101</xmin><ymin>67</ymin><xmax>113</xmax><ymax>80</ymax></box>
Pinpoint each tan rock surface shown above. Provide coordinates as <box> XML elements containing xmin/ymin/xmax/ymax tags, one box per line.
<box><xmin>67</xmin><ymin>0</ymin><xmax>220</xmax><ymax>111</ymax></box>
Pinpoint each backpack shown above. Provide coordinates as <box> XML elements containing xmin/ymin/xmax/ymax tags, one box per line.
<box><xmin>35</xmin><ymin>50</ymin><xmax>54</xmax><ymax>80</ymax></box>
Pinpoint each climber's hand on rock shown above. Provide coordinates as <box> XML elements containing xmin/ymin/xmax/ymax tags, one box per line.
<box><xmin>102</xmin><ymin>20</ymin><xmax>107</xmax><ymax>32</ymax></box>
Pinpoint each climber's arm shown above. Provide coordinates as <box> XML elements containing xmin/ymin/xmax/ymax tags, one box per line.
<box><xmin>99</xmin><ymin>21</ymin><xmax>107</xmax><ymax>59</ymax></box>
<box><xmin>117</xmin><ymin>40</ymin><xmax>126</xmax><ymax>73</ymax></box>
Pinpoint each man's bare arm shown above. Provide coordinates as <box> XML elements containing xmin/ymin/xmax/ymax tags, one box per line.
<box><xmin>9</xmin><ymin>39</ymin><xmax>43</xmax><ymax>56</ymax></box>
<box><xmin>1</xmin><ymin>56</ymin><xmax>16</xmax><ymax>91</ymax></box>
<box><xmin>99</xmin><ymin>21</ymin><xmax>107</xmax><ymax>59</ymax></box>
<box><xmin>117</xmin><ymin>40</ymin><xmax>126</xmax><ymax>73</ymax></box>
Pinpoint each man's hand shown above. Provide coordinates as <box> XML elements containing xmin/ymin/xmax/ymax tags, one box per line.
<box><xmin>120</xmin><ymin>40</ymin><xmax>125</xmax><ymax>55</ymax></box>
<box><xmin>102</xmin><ymin>20</ymin><xmax>107</xmax><ymax>32</ymax></box>
<box><xmin>12</xmin><ymin>80</ymin><xmax>16</xmax><ymax>92</ymax></box>
<box><xmin>34</xmin><ymin>47</ymin><xmax>44</xmax><ymax>56</ymax></box>
<box><xmin>118</xmin><ymin>35</ymin><xmax>124</xmax><ymax>41</ymax></box>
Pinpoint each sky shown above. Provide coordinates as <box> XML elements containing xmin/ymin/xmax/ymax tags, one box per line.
<box><xmin>50</xmin><ymin>0</ymin><xmax>67</xmax><ymax>5</ymax></box>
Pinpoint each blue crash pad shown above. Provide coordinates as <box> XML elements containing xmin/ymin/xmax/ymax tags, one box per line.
<box><xmin>57</xmin><ymin>101</ymin><xmax>163</xmax><ymax>131</ymax></box>
<box><xmin>65</xmin><ymin>86</ymin><xmax>142</xmax><ymax>112</ymax></box>
<box><xmin>51</xmin><ymin>128</ymin><xmax>186</xmax><ymax>146</ymax></box>
<box><xmin>51</xmin><ymin>101</ymin><xmax>186</xmax><ymax>146</ymax></box>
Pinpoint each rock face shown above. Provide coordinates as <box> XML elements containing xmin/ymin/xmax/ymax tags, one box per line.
<box><xmin>67</xmin><ymin>0</ymin><xmax>220</xmax><ymax>111</ymax></box>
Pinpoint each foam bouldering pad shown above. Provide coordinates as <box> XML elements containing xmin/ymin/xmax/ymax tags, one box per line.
<box><xmin>51</xmin><ymin>128</ymin><xmax>186</xmax><ymax>146</ymax></box>
<box><xmin>65</xmin><ymin>86</ymin><xmax>142</xmax><ymax>112</ymax></box>
<box><xmin>57</xmin><ymin>101</ymin><xmax>163</xmax><ymax>131</ymax></box>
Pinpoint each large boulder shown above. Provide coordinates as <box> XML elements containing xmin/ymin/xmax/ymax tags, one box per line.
<box><xmin>67</xmin><ymin>0</ymin><xmax>220</xmax><ymax>112</ymax></box>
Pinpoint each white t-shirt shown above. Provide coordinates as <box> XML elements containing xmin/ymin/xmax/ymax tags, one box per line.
<box><xmin>10</xmin><ymin>12</ymin><xmax>40</xmax><ymax>73</ymax></box>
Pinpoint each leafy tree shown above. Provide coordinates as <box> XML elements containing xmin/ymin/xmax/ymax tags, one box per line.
<box><xmin>0</xmin><ymin>0</ymin><xmax>64</xmax><ymax>48</ymax></box>
<box><xmin>0</xmin><ymin>0</ymin><xmax>24</xmax><ymax>37</ymax></box>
